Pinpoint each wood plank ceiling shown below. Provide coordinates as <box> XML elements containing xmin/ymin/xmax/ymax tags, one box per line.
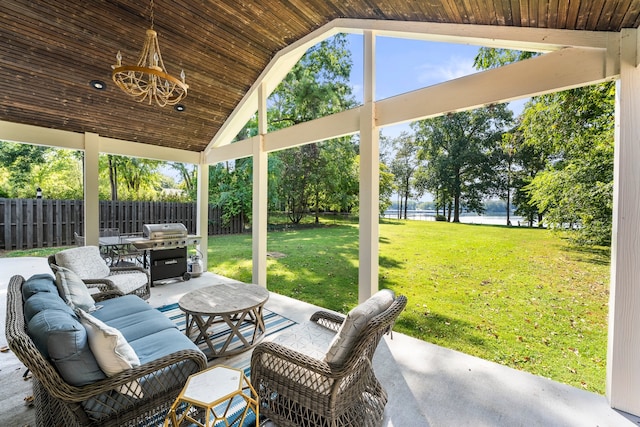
<box><xmin>1</xmin><ymin>1</ymin><xmax>640</xmax><ymax>153</ymax></box>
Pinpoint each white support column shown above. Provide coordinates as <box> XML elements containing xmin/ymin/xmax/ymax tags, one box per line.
<box><xmin>608</xmin><ymin>28</ymin><xmax>640</xmax><ymax>416</ymax></box>
<box><xmin>83</xmin><ymin>133</ymin><xmax>100</xmax><ymax>246</ymax></box>
<box><xmin>196</xmin><ymin>158</ymin><xmax>209</xmax><ymax>271</ymax></box>
<box><xmin>252</xmin><ymin>83</ymin><xmax>268</xmax><ymax>287</ymax></box>
<box><xmin>358</xmin><ymin>30</ymin><xmax>379</xmax><ymax>303</ymax></box>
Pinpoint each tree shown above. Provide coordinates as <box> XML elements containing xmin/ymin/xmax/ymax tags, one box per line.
<box><xmin>521</xmin><ymin>84</ymin><xmax>615</xmax><ymax>244</ymax></box>
<box><xmin>388</xmin><ymin>132</ymin><xmax>422</xmax><ymax>219</ymax></box>
<box><xmin>412</xmin><ymin>105</ymin><xmax>513</xmax><ymax>222</ymax></box>
<box><xmin>474</xmin><ymin>47</ymin><xmax>614</xmax><ymax>244</ymax></box>
<box><xmin>101</xmin><ymin>154</ymin><xmax>162</xmax><ymax>201</ymax></box>
<box><xmin>0</xmin><ymin>141</ymin><xmax>50</xmax><ymax>198</ymax></box>
<box><xmin>267</xmin><ymin>34</ymin><xmax>358</xmax><ymax>223</ymax></box>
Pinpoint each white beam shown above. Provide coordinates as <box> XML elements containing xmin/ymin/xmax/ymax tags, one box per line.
<box><xmin>252</xmin><ymin>84</ymin><xmax>268</xmax><ymax>287</ymax></box>
<box><xmin>206</xmin><ymin>19</ymin><xmax>618</xmax><ymax>151</ymax></box>
<box><xmin>83</xmin><ymin>133</ymin><xmax>100</xmax><ymax>246</ymax></box>
<box><xmin>607</xmin><ymin>28</ymin><xmax>640</xmax><ymax>416</ymax></box>
<box><xmin>206</xmin><ymin>26</ymin><xmax>343</xmax><ymax>153</ymax></box>
<box><xmin>196</xmin><ymin>156</ymin><xmax>209</xmax><ymax>272</ymax></box>
<box><xmin>358</xmin><ymin>31</ymin><xmax>379</xmax><ymax>303</ymax></box>
<box><xmin>205</xmin><ymin>137</ymin><xmax>255</xmax><ymax>164</ymax></box>
<box><xmin>264</xmin><ymin>108</ymin><xmax>361</xmax><ymax>153</ymax></box>
<box><xmin>333</xmin><ymin>19</ymin><xmax>615</xmax><ymax>51</ymax></box>
<box><xmin>0</xmin><ymin>121</ymin><xmax>84</xmax><ymax>150</ymax></box>
<box><xmin>98</xmin><ymin>136</ymin><xmax>199</xmax><ymax>164</ymax></box>
<box><xmin>377</xmin><ymin>47</ymin><xmax>614</xmax><ymax>128</ymax></box>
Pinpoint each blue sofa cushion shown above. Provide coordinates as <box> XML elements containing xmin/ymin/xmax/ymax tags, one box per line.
<box><xmin>90</xmin><ymin>295</ymin><xmax>153</xmax><ymax>322</ymax></box>
<box><xmin>27</xmin><ymin>308</ymin><xmax>105</xmax><ymax>386</ymax></box>
<box><xmin>130</xmin><ymin>327</ymin><xmax>199</xmax><ymax>365</ymax></box>
<box><xmin>24</xmin><ymin>292</ymin><xmax>76</xmax><ymax>323</ymax></box>
<box><xmin>22</xmin><ymin>274</ymin><xmax>57</xmax><ymax>301</ymax></box>
<box><xmin>100</xmin><ymin>310</ymin><xmax>177</xmax><ymax>343</ymax></box>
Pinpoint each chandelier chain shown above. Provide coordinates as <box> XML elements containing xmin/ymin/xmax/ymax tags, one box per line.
<box><xmin>150</xmin><ymin>0</ymin><xmax>154</xmax><ymax>29</ymax></box>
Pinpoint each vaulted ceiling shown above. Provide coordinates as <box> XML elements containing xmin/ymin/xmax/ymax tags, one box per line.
<box><xmin>2</xmin><ymin>1</ymin><xmax>639</xmax><ymax>153</ymax></box>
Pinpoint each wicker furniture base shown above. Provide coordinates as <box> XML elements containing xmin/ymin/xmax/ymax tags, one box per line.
<box><xmin>251</xmin><ymin>295</ymin><xmax>407</xmax><ymax>427</ymax></box>
<box><xmin>6</xmin><ymin>274</ymin><xmax>207</xmax><ymax>427</ymax></box>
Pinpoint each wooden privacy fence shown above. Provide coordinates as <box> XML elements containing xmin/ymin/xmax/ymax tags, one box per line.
<box><xmin>0</xmin><ymin>199</ymin><xmax>245</xmax><ymax>251</ymax></box>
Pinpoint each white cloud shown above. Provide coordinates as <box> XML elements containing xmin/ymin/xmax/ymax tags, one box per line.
<box><xmin>415</xmin><ymin>56</ymin><xmax>477</xmax><ymax>86</ymax></box>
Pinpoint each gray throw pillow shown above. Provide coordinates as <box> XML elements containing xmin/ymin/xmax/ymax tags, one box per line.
<box><xmin>54</xmin><ymin>265</ymin><xmax>96</xmax><ymax>311</ymax></box>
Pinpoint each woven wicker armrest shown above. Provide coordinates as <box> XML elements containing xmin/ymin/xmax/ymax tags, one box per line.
<box><xmin>90</xmin><ymin>290</ymin><xmax>126</xmax><ymax>302</ymax></box>
<box><xmin>81</xmin><ymin>279</ymin><xmax>125</xmax><ymax>296</ymax></box>
<box><xmin>109</xmin><ymin>265</ymin><xmax>148</xmax><ymax>275</ymax></box>
<box><xmin>310</xmin><ymin>310</ymin><xmax>345</xmax><ymax>333</ymax></box>
<box><xmin>251</xmin><ymin>341</ymin><xmax>335</xmax><ymax>379</ymax></box>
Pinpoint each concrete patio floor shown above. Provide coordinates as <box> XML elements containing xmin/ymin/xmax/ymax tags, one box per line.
<box><xmin>1</xmin><ymin>256</ymin><xmax>638</xmax><ymax>426</ymax></box>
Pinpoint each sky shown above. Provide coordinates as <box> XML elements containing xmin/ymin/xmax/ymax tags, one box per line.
<box><xmin>344</xmin><ymin>34</ymin><xmax>528</xmax><ymax>139</ymax></box>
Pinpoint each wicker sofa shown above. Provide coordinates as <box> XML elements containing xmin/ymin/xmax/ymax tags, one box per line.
<box><xmin>5</xmin><ymin>273</ymin><xmax>207</xmax><ymax>427</ymax></box>
<box><xmin>251</xmin><ymin>289</ymin><xmax>407</xmax><ymax>427</ymax></box>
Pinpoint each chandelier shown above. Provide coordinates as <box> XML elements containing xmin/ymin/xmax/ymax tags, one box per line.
<box><xmin>111</xmin><ymin>0</ymin><xmax>188</xmax><ymax>107</ymax></box>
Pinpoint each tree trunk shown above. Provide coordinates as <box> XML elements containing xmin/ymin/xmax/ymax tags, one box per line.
<box><xmin>108</xmin><ymin>155</ymin><xmax>118</xmax><ymax>201</ymax></box>
<box><xmin>506</xmin><ymin>189</ymin><xmax>511</xmax><ymax>226</ymax></box>
<box><xmin>452</xmin><ymin>171</ymin><xmax>461</xmax><ymax>222</ymax></box>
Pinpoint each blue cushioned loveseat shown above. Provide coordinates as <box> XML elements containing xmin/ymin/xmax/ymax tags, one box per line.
<box><xmin>5</xmin><ymin>274</ymin><xmax>207</xmax><ymax>427</ymax></box>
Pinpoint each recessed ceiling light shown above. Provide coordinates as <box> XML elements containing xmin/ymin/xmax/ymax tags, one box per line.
<box><xmin>90</xmin><ymin>80</ymin><xmax>106</xmax><ymax>90</ymax></box>
<box><xmin>174</xmin><ymin>104</ymin><xmax>186</xmax><ymax>112</ymax></box>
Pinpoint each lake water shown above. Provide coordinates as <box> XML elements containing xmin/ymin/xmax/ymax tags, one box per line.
<box><xmin>383</xmin><ymin>210</ymin><xmax>525</xmax><ymax>226</ymax></box>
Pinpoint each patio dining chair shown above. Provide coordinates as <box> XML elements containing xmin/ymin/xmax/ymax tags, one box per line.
<box><xmin>48</xmin><ymin>245</ymin><xmax>151</xmax><ymax>300</ymax></box>
<box><xmin>251</xmin><ymin>290</ymin><xmax>407</xmax><ymax>427</ymax></box>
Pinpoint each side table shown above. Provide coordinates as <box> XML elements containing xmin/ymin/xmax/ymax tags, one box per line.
<box><xmin>164</xmin><ymin>365</ymin><xmax>259</xmax><ymax>427</ymax></box>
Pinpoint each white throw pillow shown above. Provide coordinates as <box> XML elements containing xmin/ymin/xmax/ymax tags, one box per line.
<box><xmin>77</xmin><ymin>309</ymin><xmax>140</xmax><ymax>375</ymax></box>
<box><xmin>55</xmin><ymin>246</ymin><xmax>110</xmax><ymax>280</ymax></box>
<box><xmin>54</xmin><ymin>265</ymin><xmax>96</xmax><ymax>312</ymax></box>
<box><xmin>325</xmin><ymin>289</ymin><xmax>395</xmax><ymax>366</ymax></box>
<box><xmin>77</xmin><ymin>309</ymin><xmax>143</xmax><ymax>397</ymax></box>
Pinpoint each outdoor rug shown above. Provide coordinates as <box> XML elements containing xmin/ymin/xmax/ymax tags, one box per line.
<box><xmin>156</xmin><ymin>303</ymin><xmax>297</xmax><ymax>426</ymax></box>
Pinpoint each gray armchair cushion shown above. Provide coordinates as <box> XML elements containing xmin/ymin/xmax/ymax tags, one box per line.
<box><xmin>106</xmin><ymin>272</ymin><xmax>149</xmax><ymax>295</ymax></box>
<box><xmin>55</xmin><ymin>246</ymin><xmax>110</xmax><ymax>280</ymax></box>
<box><xmin>325</xmin><ymin>289</ymin><xmax>395</xmax><ymax>365</ymax></box>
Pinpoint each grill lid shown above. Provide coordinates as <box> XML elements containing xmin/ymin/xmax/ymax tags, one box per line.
<box><xmin>143</xmin><ymin>223</ymin><xmax>188</xmax><ymax>240</ymax></box>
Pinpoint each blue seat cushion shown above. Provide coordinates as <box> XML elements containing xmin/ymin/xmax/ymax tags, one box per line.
<box><xmin>22</xmin><ymin>274</ymin><xmax>57</xmax><ymax>300</ymax></box>
<box><xmin>90</xmin><ymin>295</ymin><xmax>152</xmax><ymax>322</ymax></box>
<box><xmin>27</xmin><ymin>309</ymin><xmax>105</xmax><ymax>386</ymax></box>
<box><xmin>130</xmin><ymin>328</ymin><xmax>200</xmax><ymax>365</ymax></box>
<box><xmin>100</xmin><ymin>310</ymin><xmax>177</xmax><ymax>343</ymax></box>
<box><xmin>24</xmin><ymin>292</ymin><xmax>76</xmax><ymax>323</ymax></box>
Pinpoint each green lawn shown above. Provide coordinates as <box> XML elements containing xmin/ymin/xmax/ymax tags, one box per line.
<box><xmin>4</xmin><ymin>220</ymin><xmax>610</xmax><ymax>394</ymax></box>
<box><xmin>208</xmin><ymin>220</ymin><xmax>609</xmax><ymax>394</ymax></box>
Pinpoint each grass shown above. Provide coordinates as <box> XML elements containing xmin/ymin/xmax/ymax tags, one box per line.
<box><xmin>208</xmin><ymin>219</ymin><xmax>609</xmax><ymax>394</ymax></box>
<box><xmin>4</xmin><ymin>220</ymin><xmax>610</xmax><ymax>394</ymax></box>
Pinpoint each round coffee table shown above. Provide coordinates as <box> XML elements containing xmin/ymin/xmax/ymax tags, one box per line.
<box><xmin>178</xmin><ymin>282</ymin><xmax>269</xmax><ymax>359</ymax></box>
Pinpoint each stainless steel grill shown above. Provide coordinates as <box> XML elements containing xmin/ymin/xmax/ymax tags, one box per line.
<box><xmin>131</xmin><ymin>223</ymin><xmax>201</xmax><ymax>283</ymax></box>
<box><xmin>130</xmin><ymin>223</ymin><xmax>201</xmax><ymax>250</ymax></box>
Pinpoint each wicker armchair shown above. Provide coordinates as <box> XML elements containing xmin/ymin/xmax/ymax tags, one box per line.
<box><xmin>48</xmin><ymin>245</ymin><xmax>150</xmax><ymax>300</ymax></box>
<box><xmin>5</xmin><ymin>275</ymin><xmax>207</xmax><ymax>427</ymax></box>
<box><xmin>251</xmin><ymin>293</ymin><xmax>407</xmax><ymax>427</ymax></box>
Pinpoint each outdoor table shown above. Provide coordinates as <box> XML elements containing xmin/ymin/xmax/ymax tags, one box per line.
<box><xmin>98</xmin><ymin>235</ymin><xmax>138</xmax><ymax>266</ymax></box>
<box><xmin>178</xmin><ymin>282</ymin><xmax>269</xmax><ymax>359</ymax></box>
<box><xmin>164</xmin><ymin>365</ymin><xmax>258</xmax><ymax>427</ymax></box>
